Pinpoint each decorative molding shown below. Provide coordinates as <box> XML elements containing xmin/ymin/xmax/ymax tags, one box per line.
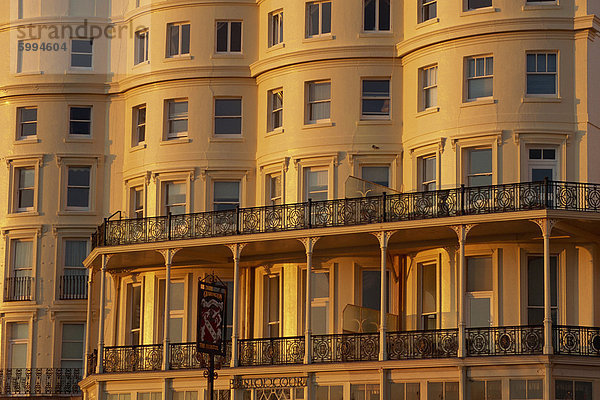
<box><xmin>408</xmin><ymin>138</ymin><xmax>446</xmax><ymax>155</ymax></box>
<box><xmin>293</xmin><ymin>152</ymin><xmax>339</xmax><ymax>167</ymax></box>
<box><xmin>451</xmin><ymin>131</ymin><xmax>502</xmax><ymax>151</ymax></box>
<box><xmin>299</xmin><ymin>237</ymin><xmax>320</xmax><ymax>253</ymax></box>
<box><xmin>450</xmin><ymin>224</ymin><xmax>476</xmax><ymax>241</ymax></box>
<box><xmin>513</xmin><ymin>130</ymin><xmax>572</xmax><ymax>146</ymax></box>
<box><xmin>531</xmin><ymin>218</ymin><xmax>558</xmax><ymax>237</ymax></box>
<box><xmin>371</xmin><ymin>230</ymin><xmax>397</xmax><ymax>248</ymax></box>
<box><xmin>156</xmin><ymin>248</ymin><xmax>182</xmax><ymax>265</ymax></box>
<box><xmin>226</xmin><ymin>243</ymin><xmax>247</xmax><ymax>259</ymax></box>
<box><xmin>55</xmin><ymin>153</ymin><xmax>102</xmax><ymax>167</ymax></box>
<box><xmin>5</xmin><ymin>154</ymin><xmax>44</xmax><ymax>167</ymax></box>
<box><xmin>1</xmin><ymin>224</ymin><xmax>44</xmax><ymax>236</ymax></box>
<box><xmin>101</xmin><ymin>254</ymin><xmax>113</xmax><ymax>270</ymax></box>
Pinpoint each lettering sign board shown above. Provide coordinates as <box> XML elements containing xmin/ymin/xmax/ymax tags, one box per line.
<box><xmin>197</xmin><ymin>278</ymin><xmax>227</xmax><ymax>356</ymax></box>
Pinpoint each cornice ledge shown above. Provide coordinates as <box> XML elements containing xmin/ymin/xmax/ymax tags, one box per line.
<box><xmin>250</xmin><ymin>45</ymin><xmax>396</xmax><ymax>77</ymax></box>
<box><xmin>573</xmin><ymin>14</ymin><xmax>600</xmax><ymax>32</ymax></box>
<box><xmin>396</xmin><ymin>17</ymin><xmax>575</xmax><ymax>58</ymax></box>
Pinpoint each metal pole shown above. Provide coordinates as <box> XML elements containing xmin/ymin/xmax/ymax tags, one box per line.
<box><xmin>207</xmin><ymin>355</ymin><xmax>215</xmax><ymax>400</ymax></box>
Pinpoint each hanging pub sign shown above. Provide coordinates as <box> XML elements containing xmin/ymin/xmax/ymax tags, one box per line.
<box><xmin>197</xmin><ymin>275</ymin><xmax>228</xmax><ymax>356</ymax></box>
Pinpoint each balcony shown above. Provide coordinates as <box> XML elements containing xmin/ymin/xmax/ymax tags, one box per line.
<box><xmin>92</xmin><ymin>326</ymin><xmax>600</xmax><ymax>374</ymax></box>
<box><xmin>59</xmin><ymin>274</ymin><xmax>88</xmax><ymax>300</ymax></box>
<box><xmin>92</xmin><ymin>180</ymin><xmax>600</xmax><ymax>248</ymax></box>
<box><xmin>3</xmin><ymin>277</ymin><xmax>34</xmax><ymax>302</ymax></box>
<box><xmin>0</xmin><ymin>368</ymin><xmax>82</xmax><ymax>396</ymax></box>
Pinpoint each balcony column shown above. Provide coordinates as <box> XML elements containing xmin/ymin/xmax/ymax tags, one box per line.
<box><xmin>84</xmin><ymin>271</ymin><xmax>94</xmax><ymax>376</ymax></box>
<box><xmin>451</xmin><ymin>225</ymin><xmax>474</xmax><ymax>358</ymax></box>
<box><xmin>371</xmin><ymin>231</ymin><xmax>396</xmax><ymax>361</ymax></box>
<box><xmin>226</xmin><ymin>243</ymin><xmax>246</xmax><ymax>368</ymax></box>
<box><xmin>97</xmin><ymin>254</ymin><xmax>112</xmax><ymax>374</ymax></box>
<box><xmin>532</xmin><ymin>219</ymin><xmax>556</xmax><ymax>355</ymax></box>
<box><xmin>299</xmin><ymin>237</ymin><xmax>320</xmax><ymax>364</ymax></box>
<box><xmin>157</xmin><ymin>248</ymin><xmax>181</xmax><ymax>370</ymax></box>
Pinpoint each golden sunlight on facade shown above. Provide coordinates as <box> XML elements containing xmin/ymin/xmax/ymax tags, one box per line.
<box><xmin>1</xmin><ymin>1</ymin><xmax>600</xmax><ymax>400</ymax></box>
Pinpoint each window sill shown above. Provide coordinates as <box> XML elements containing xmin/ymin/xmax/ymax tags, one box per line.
<box><xmin>522</xmin><ymin>2</ymin><xmax>560</xmax><ymax>11</ymax></box>
<box><xmin>160</xmin><ymin>137</ymin><xmax>191</xmax><ymax>145</ymax></box>
<box><xmin>14</xmin><ymin>137</ymin><xmax>40</xmax><ymax>144</ymax></box>
<box><xmin>416</xmin><ymin>18</ymin><xmax>439</xmax><ymax>29</ymax></box>
<box><xmin>212</xmin><ymin>52</ymin><xmax>244</xmax><ymax>59</ymax></box>
<box><xmin>8</xmin><ymin>211</ymin><xmax>40</xmax><ymax>217</ymax></box>
<box><xmin>58</xmin><ymin>210</ymin><xmax>96</xmax><ymax>216</ymax></box>
<box><xmin>521</xmin><ymin>96</ymin><xmax>562</xmax><ymax>103</ymax></box>
<box><xmin>303</xmin><ymin>34</ymin><xmax>335</xmax><ymax>43</ymax></box>
<box><xmin>65</xmin><ymin>68</ymin><xmax>95</xmax><ymax>74</ymax></box>
<box><xmin>302</xmin><ymin>121</ymin><xmax>334</xmax><ymax>129</ymax></box>
<box><xmin>460</xmin><ymin>6</ymin><xmax>498</xmax><ymax>16</ymax></box>
<box><xmin>357</xmin><ymin>31</ymin><xmax>393</xmax><ymax>38</ymax></box>
<box><xmin>266</xmin><ymin>127</ymin><xmax>284</xmax><ymax>136</ymax></box>
<box><xmin>266</xmin><ymin>43</ymin><xmax>285</xmax><ymax>53</ymax></box>
<box><xmin>130</xmin><ymin>143</ymin><xmax>147</xmax><ymax>152</ymax></box>
<box><xmin>211</xmin><ymin>135</ymin><xmax>244</xmax><ymax>142</ymax></box>
<box><xmin>356</xmin><ymin>119</ymin><xmax>392</xmax><ymax>126</ymax></box>
<box><xmin>64</xmin><ymin>136</ymin><xmax>93</xmax><ymax>143</ymax></box>
<box><xmin>15</xmin><ymin>71</ymin><xmax>43</xmax><ymax>76</ymax></box>
<box><xmin>416</xmin><ymin>107</ymin><xmax>440</xmax><ymax>117</ymax></box>
<box><xmin>461</xmin><ymin>98</ymin><xmax>496</xmax><ymax>108</ymax></box>
<box><xmin>164</xmin><ymin>54</ymin><xmax>193</xmax><ymax>62</ymax></box>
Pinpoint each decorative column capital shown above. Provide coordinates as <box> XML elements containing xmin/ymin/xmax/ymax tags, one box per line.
<box><xmin>101</xmin><ymin>254</ymin><xmax>113</xmax><ymax>270</ymax></box>
<box><xmin>226</xmin><ymin>243</ymin><xmax>247</xmax><ymax>259</ymax></box>
<box><xmin>156</xmin><ymin>248</ymin><xmax>181</xmax><ymax>265</ymax></box>
<box><xmin>531</xmin><ymin>218</ymin><xmax>558</xmax><ymax>237</ymax></box>
<box><xmin>450</xmin><ymin>224</ymin><xmax>476</xmax><ymax>242</ymax></box>
<box><xmin>299</xmin><ymin>237</ymin><xmax>320</xmax><ymax>253</ymax></box>
<box><xmin>371</xmin><ymin>230</ymin><xmax>397</xmax><ymax>248</ymax></box>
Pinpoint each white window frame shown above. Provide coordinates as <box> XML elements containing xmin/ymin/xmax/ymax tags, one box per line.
<box><xmin>134</xmin><ymin>29</ymin><xmax>149</xmax><ymax>65</ymax></box>
<box><xmin>214</xmin><ymin>97</ymin><xmax>242</xmax><ymax>136</ymax></box>
<box><xmin>363</xmin><ymin>0</ymin><xmax>391</xmax><ymax>32</ymax></box>
<box><xmin>527</xmin><ymin>147</ymin><xmax>558</xmax><ymax>181</ymax></box>
<box><xmin>70</xmin><ymin>39</ymin><xmax>93</xmax><ymax>69</ymax></box>
<box><xmin>68</xmin><ymin>106</ymin><xmax>93</xmax><ymax>137</ymax></box>
<box><xmin>6</xmin><ymin>321</ymin><xmax>30</xmax><ymax>368</ymax></box>
<box><xmin>212</xmin><ymin>180</ymin><xmax>241</xmax><ymax>211</ymax></box>
<box><xmin>163</xmin><ymin>181</ymin><xmax>187</xmax><ymax>215</ymax></box>
<box><xmin>419</xmin><ymin>261</ymin><xmax>438</xmax><ymax>330</ymax></box>
<box><xmin>132</xmin><ymin>104</ymin><xmax>146</xmax><ymax>146</ymax></box>
<box><xmin>361</xmin><ymin>165</ymin><xmax>390</xmax><ymax>188</ymax></box>
<box><xmin>361</xmin><ymin>78</ymin><xmax>391</xmax><ymax>120</ymax></box>
<box><xmin>267</xmin><ymin>173</ymin><xmax>283</xmax><ymax>205</ymax></box>
<box><xmin>420</xmin><ymin>0</ymin><xmax>437</xmax><ymax>23</ymax></box>
<box><xmin>16</xmin><ymin>107</ymin><xmax>37</xmax><ymax>140</ymax></box>
<box><xmin>420</xmin><ymin>65</ymin><xmax>438</xmax><ymax>111</ymax></box>
<box><xmin>126</xmin><ymin>282</ymin><xmax>143</xmax><ymax>346</ymax></box>
<box><xmin>466</xmin><ymin>55</ymin><xmax>494</xmax><ymax>101</ymax></box>
<box><xmin>465</xmin><ymin>0</ymin><xmax>493</xmax><ymax>11</ymax></box>
<box><xmin>153</xmin><ymin>171</ymin><xmax>194</xmax><ymax>216</ymax></box>
<box><xmin>263</xmin><ymin>271</ymin><xmax>282</xmax><ymax>338</ymax></box>
<box><xmin>66</xmin><ymin>166</ymin><xmax>92</xmax><ymax>210</ymax></box>
<box><xmin>7</xmin><ymin>156</ymin><xmax>42</xmax><ymax>215</ymax></box>
<box><xmin>59</xmin><ymin>322</ymin><xmax>86</xmax><ymax>370</ymax></box>
<box><xmin>268</xmin><ymin>89</ymin><xmax>283</xmax><ymax>132</ymax></box>
<box><xmin>268</xmin><ymin>10</ymin><xmax>284</xmax><ymax>47</ymax></box>
<box><xmin>165</xmin><ymin>98</ymin><xmax>188</xmax><ymax>139</ymax></box>
<box><xmin>304</xmin><ymin>167</ymin><xmax>329</xmax><ymax>202</ymax></box>
<box><xmin>306</xmin><ymin>80</ymin><xmax>331</xmax><ymax>124</ymax></box>
<box><xmin>526</xmin><ymin>52</ymin><xmax>558</xmax><ymax>96</ymax></box>
<box><xmin>418</xmin><ymin>154</ymin><xmax>437</xmax><ymax>191</ymax></box>
<box><xmin>215</xmin><ymin>21</ymin><xmax>242</xmax><ymax>54</ymax></box>
<box><xmin>465</xmin><ymin>147</ymin><xmax>493</xmax><ymax>187</ymax></box>
<box><xmin>305</xmin><ymin>1</ymin><xmax>332</xmax><ymax>38</ymax></box>
<box><xmin>166</xmin><ymin>22</ymin><xmax>191</xmax><ymax>57</ymax></box>
<box><xmin>57</xmin><ymin>155</ymin><xmax>100</xmax><ymax>214</ymax></box>
<box><xmin>131</xmin><ymin>186</ymin><xmax>145</xmax><ymax>219</ymax></box>
<box><xmin>4</xmin><ymin>228</ymin><xmax>40</xmax><ymax>303</ymax></box>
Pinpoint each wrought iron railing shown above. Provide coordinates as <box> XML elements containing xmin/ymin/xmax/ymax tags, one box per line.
<box><xmin>103</xmin><ymin>344</ymin><xmax>163</xmax><ymax>372</ymax></box>
<box><xmin>86</xmin><ymin>350</ymin><xmax>98</xmax><ymax>376</ymax></box>
<box><xmin>3</xmin><ymin>277</ymin><xmax>34</xmax><ymax>301</ymax></box>
<box><xmin>387</xmin><ymin>329</ymin><xmax>458</xmax><ymax>359</ymax></box>
<box><xmin>238</xmin><ymin>336</ymin><xmax>305</xmax><ymax>366</ymax></box>
<box><xmin>553</xmin><ymin>325</ymin><xmax>600</xmax><ymax>356</ymax></box>
<box><xmin>0</xmin><ymin>368</ymin><xmax>82</xmax><ymax>396</ymax></box>
<box><xmin>466</xmin><ymin>325</ymin><xmax>543</xmax><ymax>356</ymax></box>
<box><xmin>312</xmin><ymin>332</ymin><xmax>379</xmax><ymax>363</ymax></box>
<box><xmin>92</xmin><ymin>180</ymin><xmax>600</xmax><ymax>248</ymax></box>
<box><xmin>59</xmin><ymin>274</ymin><xmax>88</xmax><ymax>300</ymax></box>
<box><xmin>169</xmin><ymin>341</ymin><xmax>231</xmax><ymax>369</ymax></box>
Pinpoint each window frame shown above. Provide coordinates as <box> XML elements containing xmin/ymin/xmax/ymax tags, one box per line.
<box><xmin>4</xmin><ymin>230</ymin><xmax>39</xmax><ymax>303</ymax></box>
<box><xmin>58</xmin><ymin>155</ymin><xmax>99</xmax><ymax>214</ymax></box>
<box><xmin>214</xmin><ymin>97</ymin><xmax>243</xmax><ymax>136</ymax></box>
<box><xmin>466</xmin><ymin>255</ymin><xmax>494</xmax><ymax>328</ymax></box>
<box><xmin>525</xmin><ymin>52</ymin><xmax>558</xmax><ymax>96</ymax></box>
<box><xmin>263</xmin><ymin>272</ymin><xmax>282</xmax><ymax>338</ymax></box>
<box><xmin>163</xmin><ymin>181</ymin><xmax>187</xmax><ymax>215</ymax></box>
<box><xmin>363</xmin><ymin>0</ymin><xmax>391</xmax><ymax>32</ymax></box>
<box><xmin>305</xmin><ymin>1</ymin><xmax>332</xmax><ymax>38</ymax></box>
<box><xmin>420</xmin><ymin>0</ymin><xmax>437</xmax><ymax>23</ymax></box>
<box><xmin>165</xmin><ymin>98</ymin><xmax>189</xmax><ymax>140</ymax></box>
<box><xmin>68</xmin><ymin>106</ymin><xmax>93</xmax><ymax>137</ymax></box>
<box><xmin>268</xmin><ymin>10</ymin><xmax>284</xmax><ymax>47</ymax></box>
<box><xmin>59</xmin><ymin>322</ymin><xmax>86</xmax><ymax>370</ymax></box>
<box><xmin>420</xmin><ymin>65</ymin><xmax>438</xmax><ymax>111</ymax></box>
<box><xmin>465</xmin><ymin>55</ymin><xmax>494</xmax><ymax>101</ymax></box>
<box><xmin>215</xmin><ymin>20</ymin><xmax>243</xmax><ymax>54</ymax></box>
<box><xmin>526</xmin><ymin>254</ymin><xmax>559</xmax><ymax>325</ymax></box>
<box><xmin>465</xmin><ymin>147</ymin><xmax>493</xmax><ymax>187</ymax></box>
<box><xmin>304</xmin><ymin>167</ymin><xmax>329</xmax><ymax>201</ymax></box>
<box><xmin>306</xmin><ymin>80</ymin><xmax>331</xmax><ymax>124</ymax></box>
<box><xmin>66</xmin><ymin>166</ymin><xmax>92</xmax><ymax>210</ymax></box>
<box><xmin>361</xmin><ymin>78</ymin><xmax>391</xmax><ymax>120</ymax></box>
<box><xmin>166</xmin><ymin>22</ymin><xmax>191</xmax><ymax>58</ymax></box>
<box><xmin>7</xmin><ymin>156</ymin><xmax>42</xmax><ymax>215</ymax></box>
<box><xmin>134</xmin><ymin>29</ymin><xmax>149</xmax><ymax>65</ymax></box>
<box><xmin>267</xmin><ymin>173</ymin><xmax>283</xmax><ymax>205</ymax></box>
<box><xmin>6</xmin><ymin>321</ymin><xmax>31</xmax><ymax>368</ymax></box>
<box><xmin>16</xmin><ymin>107</ymin><xmax>38</xmax><ymax>140</ymax></box>
<box><xmin>268</xmin><ymin>89</ymin><xmax>284</xmax><ymax>132</ymax></box>
<box><xmin>70</xmin><ymin>38</ymin><xmax>93</xmax><ymax>69</ymax></box>
<box><xmin>419</xmin><ymin>261</ymin><xmax>438</xmax><ymax>330</ymax></box>
<box><xmin>132</xmin><ymin>104</ymin><xmax>146</xmax><ymax>146</ymax></box>
<box><xmin>212</xmin><ymin>180</ymin><xmax>241</xmax><ymax>211</ymax></box>
<box><xmin>527</xmin><ymin>147</ymin><xmax>558</xmax><ymax>181</ymax></box>
<box><xmin>465</xmin><ymin>0</ymin><xmax>493</xmax><ymax>11</ymax></box>
<box><xmin>361</xmin><ymin>165</ymin><xmax>390</xmax><ymax>188</ymax></box>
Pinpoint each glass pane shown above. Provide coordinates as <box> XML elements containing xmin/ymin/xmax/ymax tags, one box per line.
<box><xmin>68</xmin><ymin>167</ymin><xmax>90</xmax><ymax>186</ymax></box>
<box><xmin>547</xmin><ymin>54</ymin><xmax>557</xmax><ymax>73</ymax></box>
<box><xmin>71</xmin><ymin>54</ymin><xmax>93</xmax><ymax>67</ymax></box>
<box><xmin>230</xmin><ymin>22</ymin><xmax>241</xmax><ymax>52</ymax></box>
<box><xmin>469</xmin><ymin>149</ymin><xmax>492</xmax><ymax>175</ymax></box>
<box><xmin>169</xmin><ymin>101</ymin><xmax>188</xmax><ymax>117</ymax></box>
<box><xmin>467</xmin><ymin>256</ymin><xmax>492</xmax><ymax>292</ymax></box>
<box><xmin>170</xmin><ymin>282</ymin><xmax>185</xmax><ymax>310</ymax></box>
<box><xmin>308</xmin><ymin>4</ymin><xmax>319</xmax><ymax>36</ymax></box>
<box><xmin>310</xmin><ymin>82</ymin><xmax>331</xmax><ymax>101</ymax></box>
<box><xmin>526</xmin><ymin>54</ymin><xmax>536</xmax><ymax>72</ymax></box>
<box><xmin>424</xmin><ymin>157</ymin><xmax>436</xmax><ymax>183</ymax></box>
<box><xmin>70</xmin><ymin>107</ymin><xmax>91</xmax><ymax>121</ymax></box>
<box><xmin>422</xmin><ymin>264</ymin><xmax>436</xmax><ymax>314</ymax></box>
<box><xmin>575</xmin><ymin>382</ymin><xmax>592</xmax><ymax>400</ymax></box>
<box><xmin>181</xmin><ymin>24</ymin><xmax>190</xmax><ymax>54</ymax></box>
<box><xmin>532</xmin><ymin>169</ymin><xmax>553</xmax><ymax>181</ymax></box>
<box><xmin>424</xmin><ymin>87</ymin><xmax>437</xmax><ymax>108</ymax></box>
<box><xmin>310</xmin><ymin>102</ymin><xmax>330</xmax><ymax>121</ymax></box>
<box><xmin>67</xmin><ymin>189</ymin><xmax>90</xmax><ymax>207</ymax></box>
<box><xmin>445</xmin><ymin>383</ymin><xmax>459</xmax><ymax>400</ymax></box>
<box><xmin>468</xmin><ymin>0</ymin><xmax>492</xmax><ymax>8</ymax></box>
<box><xmin>11</xmin><ymin>343</ymin><xmax>28</xmax><ymax>368</ymax></box>
<box><xmin>312</xmin><ymin>272</ymin><xmax>329</xmax><ymax>298</ymax></box>
<box><xmin>166</xmin><ymin>183</ymin><xmax>186</xmax><ymax>206</ymax></box>
<box><xmin>216</xmin><ymin>22</ymin><xmax>228</xmax><ymax>52</ymax></box>
<box><xmin>509</xmin><ymin>380</ymin><xmax>526</xmax><ymax>400</ymax></box>
<box><xmin>322</xmin><ymin>2</ymin><xmax>331</xmax><ymax>34</ymax></box>
<box><xmin>308</xmin><ymin>170</ymin><xmax>328</xmax><ymax>194</ymax></box>
<box><xmin>19</xmin><ymin>188</ymin><xmax>34</xmax><ymax>208</ymax></box>
<box><xmin>390</xmin><ymin>384</ymin><xmax>404</xmax><ymax>400</ymax></box>
<box><xmin>406</xmin><ymin>384</ymin><xmax>419</xmax><ymax>400</ymax></box>
<box><xmin>469</xmin><ymin>297</ymin><xmax>491</xmax><ymax>327</ymax></box>
<box><xmin>427</xmin><ymin>383</ymin><xmax>442</xmax><ymax>400</ymax></box>
<box><xmin>216</xmin><ymin>99</ymin><xmax>242</xmax><ymax>116</ymax></box>
<box><xmin>169</xmin><ymin>25</ymin><xmax>179</xmax><ymax>55</ymax></box>
<box><xmin>351</xmin><ymin>385</ymin><xmax>366</xmax><ymax>400</ymax></box>
<box><xmin>362</xmin><ymin>270</ymin><xmax>381</xmax><ymax>310</ymax></box>
<box><xmin>379</xmin><ymin>0</ymin><xmax>390</xmax><ymax>30</ymax></box>
<box><xmin>169</xmin><ymin>318</ymin><xmax>183</xmax><ymax>343</ymax></box>
<box><xmin>61</xmin><ymin>341</ymin><xmax>84</xmax><ymax>359</ymax></box>
<box><xmin>268</xmin><ymin>276</ymin><xmax>279</xmax><ymax>322</ymax></box>
<box><xmin>362</xmin><ymin>166</ymin><xmax>389</xmax><ymax>187</ymax></box>
<box><xmin>364</xmin><ymin>0</ymin><xmax>376</xmax><ymax>31</ymax></box>
<box><xmin>19</xmin><ymin>168</ymin><xmax>35</xmax><ymax>188</ymax></box>
<box><xmin>14</xmin><ymin>241</ymin><xmax>32</xmax><ymax>270</ymax></box>
<box><xmin>21</xmin><ymin>108</ymin><xmax>37</xmax><ymax>122</ymax></box>
<box><xmin>12</xmin><ymin>323</ymin><xmax>29</xmax><ymax>340</ymax></box>
<box><xmin>169</xmin><ymin>119</ymin><xmax>188</xmax><ymax>134</ymax></box>
<box><xmin>487</xmin><ymin>381</ymin><xmax>502</xmax><ymax>400</ymax></box>
<box><xmin>527</xmin><ymin>75</ymin><xmax>556</xmax><ymax>95</ymax></box>
<box><xmin>470</xmin><ymin>381</ymin><xmax>485</xmax><ymax>400</ymax></box>
<box><xmin>469</xmin><ymin>174</ymin><xmax>492</xmax><ymax>187</ymax></box>
<box><xmin>70</xmin><ymin>121</ymin><xmax>91</xmax><ymax>135</ymax></box>
<box><xmin>311</xmin><ymin>305</ymin><xmax>327</xmax><ymax>334</ymax></box>
<box><xmin>468</xmin><ymin>77</ymin><xmax>493</xmax><ymax>99</ymax></box>
<box><xmin>555</xmin><ymin>381</ymin><xmax>573</xmax><ymax>400</ymax></box>
<box><xmin>63</xmin><ymin>323</ymin><xmax>85</xmax><ymax>341</ymax></box>
<box><xmin>21</xmin><ymin>122</ymin><xmax>37</xmax><ymax>136</ymax></box>
<box><xmin>528</xmin><ymin>380</ymin><xmax>543</xmax><ymax>399</ymax></box>
<box><xmin>131</xmin><ymin>285</ymin><xmax>141</xmax><ymax>330</ymax></box>
<box><xmin>72</xmin><ymin>39</ymin><xmax>92</xmax><ymax>53</ymax></box>
<box><xmin>543</xmin><ymin>149</ymin><xmax>556</xmax><ymax>159</ymax></box>
<box><xmin>214</xmin><ymin>181</ymin><xmax>240</xmax><ymax>202</ymax></box>
<box><xmin>529</xmin><ymin>149</ymin><xmax>542</xmax><ymax>159</ymax></box>
<box><xmin>215</xmin><ymin>117</ymin><xmax>242</xmax><ymax>134</ymax></box>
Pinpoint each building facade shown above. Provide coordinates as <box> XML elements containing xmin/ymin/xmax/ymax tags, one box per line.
<box><xmin>1</xmin><ymin>0</ymin><xmax>600</xmax><ymax>400</ymax></box>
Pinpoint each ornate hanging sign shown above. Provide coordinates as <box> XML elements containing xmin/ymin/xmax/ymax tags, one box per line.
<box><xmin>197</xmin><ymin>275</ymin><xmax>228</xmax><ymax>356</ymax></box>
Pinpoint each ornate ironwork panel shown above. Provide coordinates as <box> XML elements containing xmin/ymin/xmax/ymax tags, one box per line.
<box><xmin>86</xmin><ymin>350</ymin><xmax>98</xmax><ymax>376</ymax></box>
<box><xmin>0</xmin><ymin>368</ymin><xmax>82</xmax><ymax>396</ymax></box>
<box><xmin>387</xmin><ymin>329</ymin><xmax>458</xmax><ymax>360</ymax></box>
<box><xmin>311</xmin><ymin>333</ymin><xmax>379</xmax><ymax>363</ymax></box>
<box><xmin>554</xmin><ymin>325</ymin><xmax>600</xmax><ymax>356</ymax></box>
<box><xmin>238</xmin><ymin>337</ymin><xmax>305</xmax><ymax>366</ymax></box>
<box><xmin>169</xmin><ymin>341</ymin><xmax>231</xmax><ymax>369</ymax></box>
<box><xmin>103</xmin><ymin>344</ymin><xmax>163</xmax><ymax>372</ymax></box>
<box><xmin>466</xmin><ymin>325</ymin><xmax>543</xmax><ymax>356</ymax></box>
